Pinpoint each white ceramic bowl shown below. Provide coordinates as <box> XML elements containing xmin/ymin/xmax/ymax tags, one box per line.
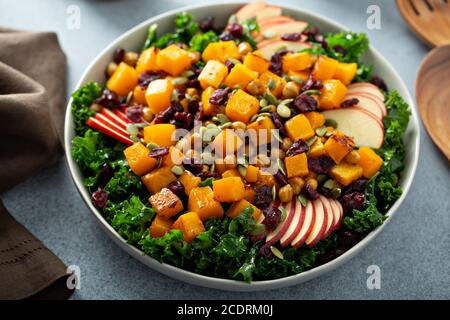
<box><xmin>64</xmin><ymin>2</ymin><xmax>420</xmax><ymax>291</ymax></box>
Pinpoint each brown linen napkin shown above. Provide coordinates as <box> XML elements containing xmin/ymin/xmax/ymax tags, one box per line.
<box><xmin>0</xmin><ymin>28</ymin><xmax>73</xmax><ymax>299</ymax></box>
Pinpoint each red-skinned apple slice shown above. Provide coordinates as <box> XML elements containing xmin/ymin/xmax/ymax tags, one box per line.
<box><xmin>321</xmin><ymin>107</ymin><xmax>384</xmax><ymax>148</ymax></box>
<box><xmin>101</xmin><ymin>108</ymin><xmax>128</xmax><ymax>129</ymax></box>
<box><xmin>305</xmin><ymin>199</ymin><xmax>328</xmax><ymax>247</ymax></box>
<box><xmin>87</xmin><ymin>117</ymin><xmax>133</xmax><ymax>146</ymax></box>
<box><xmin>291</xmin><ymin>201</ymin><xmax>315</xmax><ymax>248</ymax></box>
<box><xmin>258</xmin><ymin>16</ymin><xmax>295</xmax><ymax>28</ymax></box>
<box><xmin>250</xmin><ymin>213</ymin><xmax>267</xmax><ymax>243</ymax></box>
<box><xmin>95</xmin><ymin>113</ymin><xmax>129</xmax><ymax>137</ymax></box>
<box><xmin>280</xmin><ymin>199</ymin><xmax>305</xmax><ymax>247</ymax></box>
<box><xmin>334</xmin><ymin>200</ymin><xmax>344</xmax><ymax>229</ymax></box>
<box><xmin>113</xmin><ymin>109</ymin><xmax>132</xmax><ymax>124</ymax></box>
<box><xmin>255</xmin><ymin>5</ymin><xmax>282</xmax><ymax>21</ymax></box>
<box><xmin>348</xmin><ymin>82</ymin><xmax>385</xmax><ymax>102</ymax></box>
<box><xmin>265</xmin><ymin>200</ymin><xmax>296</xmax><ymax>245</ymax></box>
<box><xmin>328</xmin><ymin>199</ymin><xmax>341</xmax><ymax>229</ymax></box>
<box><xmin>345</xmin><ymin>93</ymin><xmax>384</xmax><ymax>120</ymax></box>
<box><xmin>258</xmin><ymin>41</ymin><xmax>311</xmax><ymax>60</ymax></box>
<box><xmin>257</xmin><ymin>21</ymin><xmax>308</xmax><ymax>42</ymax></box>
<box><xmin>236</xmin><ymin>1</ymin><xmax>267</xmax><ymax>22</ymax></box>
<box><xmin>319</xmin><ymin>195</ymin><xmax>335</xmax><ymax>240</ymax></box>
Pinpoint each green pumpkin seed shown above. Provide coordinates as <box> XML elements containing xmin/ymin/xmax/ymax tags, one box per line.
<box><xmin>259</xmin><ymin>98</ymin><xmax>268</xmax><ymax>108</ymax></box>
<box><xmin>280</xmin><ymin>98</ymin><xmax>294</xmax><ymax>105</ymax></box>
<box><xmin>263</xmin><ymin>30</ymin><xmax>277</xmax><ymax>39</ymax></box>
<box><xmin>259</xmin><ymin>105</ymin><xmax>274</xmax><ymax>113</ymax></box>
<box><xmin>146</xmin><ymin>142</ymin><xmax>159</xmax><ymax>150</ymax></box>
<box><xmin>270</xmin><ymin>246</ymin><xmax>284</xmax><ymax>260</ymax></box>
<box><xmin>315</xmin><ymin>126</ymin><xmax>327</xmax><ymax>137</ymax></box>
<box><xmin>203</xmin><ymin>127</ymin><xmax>221</xmax><ymax>142</ymax></box>
<box><xmin>156</xmin><ymin>157</ymin><xmax>162</xmax><ymax>168</ymax></box>
<box><xmin>323</xmin><ymin>179</ymin><xmax>337</xmax><ymax>190</ymax></box>
<box><xmin>237</xmin><ymin>157</ymin><xmax>248</xmax><ymax>167</ymax></box>
<box><xmin>228</xmin><ymin>58</ymin><xmax>242</xmax><ymax>65</ymax></box>
<box><xmin>172</xmin><ymin>77</ymin><xmax>188</xmax><ymax>85</ymax></box>
<box><xmin>277</xmin><ymin>104</ymin><xmax>291</xmax><ymax>118</ymax></box>
<box><xmin>325</xmin><ymin>119</ymin><xmax>338</xmax><ymax>128</ymax></box>
<box><xmin>219</xmin><ymin>122</ymin><xmax>232</xmax><ymax>129</ymax></box>
<box><xmin>306</xmin><ymin>136</ymin><xmax>318</xmax><ymax>146</ymax></box>
<box><xmin>238</xmin><ymin>165</ymin><xmax>247</xmax><ymax>177</ymax></box>
<box><xmin>268</xmin><ymin>78</ymin><xmax>276</xmax><ymax>90</ymax></box>
<box><xmin>331</xmin><ymin>187</ymin><xmax>342</xmax><ymax>199</ymax></box>
<box><xmin>303</xmin><ymin>89</ymin><xmax>322</xmax><ymax>96</ymax></box>
<box><xmin>279</xmin><ymin>206</ymin><xmax>287</xmax><ymax>222</ymax></box>
<box><xmin>125</xmin><ymin>91</ymin><xmax>133</xmax><ymax>105</ymax></box>
<box><xmin>171</xmin><ymin>90</ymin><xmax>179</xmax><ymax>101</ymax></box>
<box><xmin>206</xmin><ymin>123</ymin><xmax>218</xmax><ymax>129</ymax></box>
<box><xmin>216</xmin><ymin>113</ymin><xmax>230</xmax><ymax>124</ymax></box>
<box><xmin>130</xmin><ymin>135</ymin><xmax>140</xmax><ymax>142</ymax></box>
<box><xmin>228</xmin><ymin>14</ymin><xmax>238</xmax><ymax>24</ymax></box>
<box><xmin>290</xmin><ymin>76</ymin><xmax>304</xmax><ymax>85</ymax></box>
<box><xmin>249</xmin><ymin>113</ymin><xmax>259</xmax><ymax>123</ymax></box>
<box><xmin>171</xmin><ymin>165</ymin><xmax>185</xmax><ymax>176</ymax></box>
<box><xmin>277</xmin><ymin>158</ymin><xmax>286</xmax><ymax>176</ymax></box>
<box><xmin>181</xmin><ymin>70</ymin><xmax>195</xmax><ymax>78</ymax></box>
<box><xmin>317</xmin><ymin>174</ymin><xmax>327</xmax><ymax>184</ymax></box>
<box><xmin>126</xmin><ymin>124</ymin><xmax>139</xmax><ymax>135</ymax></box>
<box><xmin>250</xmin><ymin>224</ymin><xmax>267</xmax><ymax>236</ymax></box>
<box><xmin>257</xmin><ymin>112</ymin><xmax>272</xmax><ymax>118</ymax></box>
<box><xmin>264</xmin><ymin>92</ymin><xmax>279</xmax><ymax>105</ymax></box>
<box><xmin>232</xmin><ymin>121</ymin><xmax>247</xmax><ymax>130</ymax></box>
<box><xmin>297</xmin><ymin>194</ymin><xmax>308</xmax><ymax>207</ymax></box>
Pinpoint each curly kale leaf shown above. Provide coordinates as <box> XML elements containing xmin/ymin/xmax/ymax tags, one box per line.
<box><xmin>189</xmin><ymin>30</ymin><xmax>219</xmax><ymax>52</ymax></box>
<box><xmin>325</xmin><ymin>32</ymin><xmax>369</xmax><ymax>62</ymax></box>
<box><xmin>71</xmin><ymin>82</ymin><xmax>102</xmax><ymax>135</ymax></box>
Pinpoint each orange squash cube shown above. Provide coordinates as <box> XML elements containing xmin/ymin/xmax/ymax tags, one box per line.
<box><xmin>319</xmin><ymin>79</ymin><xmax>348</xmax><ymax>110</ymax></box>
<box><xmin>243</xmin><ymin>185</ymin><xmax>256</xmax><ymax>203</ymax></box>
<box><xmin>188</xmin><ymin>187</ymin><xmax>224</xmax><ymax>221</ymax></box>
<box><xmin>141</xmin><ymin>166</ymin><xmax>177</xmax><ymax>194</ymax></box>
<box><xmin>202</xmin><ymin>41</ymin><xmax>240</xmax><ymax>63</ymax></box>
<box><xmin>124</xmin><ymin>142</ymin><xmax>157</xmax><ymax>176</ymax></box>
<box><xmin>162</xmin><ymin>146</ymin><xmax>184</xmax><ymax>167</ymax></box>
<box><xmin>225</xmin><ymin>89</ymin><xmax>259</xmax><ymax>123</ymax></box>
<box><xmin>133</xmin><ymin>85</ymin><xmax>147</xmax><ymax>105</ymax></box>
<box><xmin>245</xmin><ymin>165</ymin><xmax>259</xmax><ymax>183</ymax></box>
<box><xmin>324</xmin><ymin>131</ymin><xmax>354</xmax><ymax>163</ymax></box>
<box><xmin>312</xmin><ymin>56</ymin><xmax>339</xmax><ymax>82</ymax></box>
<box><xmin>198</xmin><ymin>60</ymin><xmax>228</xmax><ymax>89</ymax></box>
<box><xmin>149</xmin><ymin>188</ymin><xmax>184</xmax><ymax>218</ymax></box>
<box><xmin>213</xmin><ymin>177</ymin><xmax>245</xmax><ymax>202</ymax></box>
<box><xmin>282</xmin><ymin>52</ymin><xmax>315</xmax><ymax>73</ymax></box>
<box><xmin>224</xmin><ymin>64</ymin><xmax>258</xmax><ymax>89</ymax></box>
<box><xmin>143</xmin><ymin>123</ymin><xmax>176</xmax><ymax>147</ymax></box>
<box><xmin>150</xmin><ymin>215</ymin><xmax>173</xmax><ymax>238</ymax></box>
<box><xmin>226</xmin><ymin>199</ymin><xmax>261</xmax><ymax>221</ymax></box>
<box><xmin>285</xmin><ymin>153</ymin><xmax>309</xmax><ymax>178</ymax></box>
<box><xmin>330</xmin><ymin>163</ymin><xmax>363</xmax><ymax>186</ymax></box>
<box><xmin>308</xmin><ymin>138</ymin><xmax>327</xmax><ymax>158</ymax></box>
<box><xmin>201</xmin><ymin>86</ymin><xmax>216</xmax><ymax>116</ymax></box>
<box><xmin>357</xmin><ymin>147</ymin><xmax>383</xmax><ymax>178</ymax></box>
<box><xmin>156</xmin><ymin>44</ymin><xmax>191</xmax><ymax>76</ymax></box>
<box><xmin>172</xmin><ymin>212</ymin><xmax>205</xmax><ymax>243</ymax></box>
<box><xmin>246</xmin><ymin>116</ymin><xmax>275</xmax><ymax>144</ymax></box>
<box><xmin>288</xmin><ymin>70</ymin><xmax>310</xmax><ymax>82</ymax></box>
<box><xmin>222</xmin><ymin>168</ymin><xmax>241</xmax><ymax>178</ymax></box>
<box><xmin>285</xmin><ymin>114</ymin><xmax>315</xmax><ymax>141</ymax></box>
<box><xmin>243</xmin><ymin>53</ymin><xmax>270</xmax><ymax>74</ymax></box>
<box><xmin>333</xmin><ymin>62</ymin><xmax>357</xmax><ymax>85</ymax></box>
<box><xmin>259</xmin><ymin>71</ymin><xmax>286</xmax><ymax>97</ymax></box>
<box><xmin>145</xmin><ymin>79</ymin><xmax>174</xmax><ymax>114</ymax></box>
<box><xmin>107</xmin><ymin>62</ymin><xmax>138</xmax><ymax>96</ymax></box>
<box><xmin>211</xmin><ymin>129</ymin><xmax>244</xmax><ymax>157</ymax></box>
<box><xmin>179</xmin><ymin>170</ymin><xmax>201</xmax><ymax>196</ymax></box>
<box><xmin>256</xmin><ymin>171</ymin><xmax>277</xmax><ymax>188</ymax></box>
<box><xmin>135</xmin><ymin>47</ymin><xmax>158</xmax><ymax>74</ymax></box>
<box><xmin>305</xmin><ymin>111</ymin><xmax>326</xmax><ymax>129</ymax></box>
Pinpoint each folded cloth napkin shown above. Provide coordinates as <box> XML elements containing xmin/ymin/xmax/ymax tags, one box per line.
<box><xmin>0</xmin><ymin>28</ymin><xmax>73</xmax><ymax>299</ymax></box>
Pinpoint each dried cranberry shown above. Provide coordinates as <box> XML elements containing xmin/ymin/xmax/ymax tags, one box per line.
<box><xmin>337</xmin><ymin>230</ymin><xmax>362</xmax><ymax>249</ymax></box>
<box><xmin>302</xmin><ymin>27</ymin><xmax>320</xmax><ymax>40</ymax></box>
<box><xmin>254</xmin><ymin>185</ymin><xmax>273</xmax><ymax>209</ymax></box>
<box><xmin>209</xmin><ymin>88</ymin><xmax>229</xmax><ymax>105</ymax></box>
<box><xmin>174</xmin><ymin>112</ymin><xmax>194</xmax><ymax>130</ymax></box>
<box><xmin>286</xmin><ymin>139</ymin><xmax>309</xmax><ymax>157</ymax></box>
<box><xmin>280</xmin><ymin>33</ymin><xmax>302</xmax><ymax>41</ymax></box>
<box><xmin>302</xmin><ymin>74</ymin><xmax>323</xmax><ymax>91</ymax></box>
<box><xmin>314</xmin><ymin>34</ymin><xmax>328</xmax><ymax>49</ymax></box>
<box><xmin>95</xmin><ymin>89</ymin><xmax>119</xmax><ymax>108</ymax></box>
<box><xmin>262</xmin><ymin>206</ymin><xmax>282</xmax><ymax>231</ymax></box>
<box><xmin>198</xmin><ymin>171</ymin><xmax>218</xmax><ymax>180</ymax></box>
<box><xmin>226</xmin><ymin>23</ymin><xmax>244</xmax><ymax>37</ymax></box>
<box><xmin>259</xmin><ymin>243</ymin><xmax>274</xmax><ymax>259</ymax></box>
<box><xmin>341</xmin><ymin>98</ymin><xmax>359</xmax><ymax>108</ymax></box>
<box><xmin>194</xmin><ymin>104</ymin><xmax>203</xmax><ymax>122</ymax></box>
<box><xmin>188</xmin><ymin>99</ymin><xmax>200</xmax><ymax>114</ymax></box>
<box><xmin>219</xmin><ymin>32</ymin><xmax>234</xmax><ymax>41</ymax></box>
<box><xmin>318</xmin><ymin>186</ymin><xmax>333</xmax><ymax>198</ymax></box>
<box><xmin>199</xmin><ymin>15</ymin><xmax>215</xmax><ymax>31</ymax></box>
<box><xmin>113</xmin><ymin>47</ymin><xmax>125</xmax><ymax>63</ymax></box>
<box><xmin>98</xmin><ymin>163</ymin><xmax>113</xmax><ymax>187</ymax></box>
<box><xmin>91</xmin><ymin>188</ymin><xmax>108</xmax><ymax>208</ymax></box>
<box><xmin>167</xmin><ymin>180</ymin><xmax>185</xmax><ymax>198</ymax></box>
<box><xmin>317</xmin><ymin>248</ymin><xmax>345</xmax><ymax>265</ymax></box>
<box><xmin>370</xmin><ymin>76</ymin><xmax>388</xmax><ymax>91</ymax></box>
<box><xmin>274</xmin><ymin>171</ymin><xmax>288</xmax><ymax>186</ymax></box>
<box><xmin>271</xmin><ymin>112</ymin><xmax>288</xmax><ymax>137</ymax></box>
<box><xmin>148</xmin><ymin>146</ymin><xmax>169</xmax><ymax>158</ymax></box>
<box><xmin>333</xmin><ymin>45</ymin><xmax>347</xmax><ymax>57</ymax></box>
<box><xmin>340</xmin><ymin>192</ymin><xmax>365</xmax><ymax>214</ymax></box>
<box><xmin>126</xmin><ymin>104</ymin><xmax>143</xmax><ymax>123</ymax></box>
<box><xmin>183</xmin><ymin>163</ymin><xmax>203</xmax><ymax>175</ymax></box>
<box><xmin>305</xmin><ymin>184</ymin><xmax>320</xmax><ymax>200</ymax></box>
<box><xmin>138</xmin><ymin>71</ymin><xmax>166</xmax><ymax>87</ymax></box>
<box><xmin>171</xmin><ymin>100</ymin><xmax>184</xmax><ymax>112</ymax></box>
<box><xmin>154</xmin><ymin>107</ymin><xmax>175</xmax><ymax>124</ymax></box>
<box><xmin>186</xmin><ymin>78</ymin><xmax>201</xmax><ymax>89</ymax></box>
<box><xmin>269</xmin><ymin>50</ymin><xmax>290</xmax><ymax>75</ymax></box>
<box><xmin>293</xmin><ymin>93</ymin><xmax>318</xmax><ymax>113</ymax></box>
<box><xmin>225</xmin><ymin>59</ymin><xmax>235</xmax><ymax>72</ymax></box>
<box><xmin>344</xmin><ymin>178</ymin><xmax>368</xmax><ymax>194</ymax></box>
<box><xmin>308</xmin><ymin>155</ymin><xmax>335</xmax><ymax>174</ymax></box>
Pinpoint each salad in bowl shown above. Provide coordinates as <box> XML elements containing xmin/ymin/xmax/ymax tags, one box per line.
<box><xmin>69</xmin><ymin>1</ymin><xmax>413</xmax><ymax>284</ymax></box>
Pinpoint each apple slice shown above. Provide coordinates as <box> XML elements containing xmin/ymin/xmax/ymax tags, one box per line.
<box><xmin>236</xmin><ymin>1</ymin><xmax>267</xmax><ymax>22</ymax></box>
<box><xmin>291</xmin><ymin>201</ymin><xmax>315</xmax><ymax>248</ymax></box>
<box><xmin>113</xmin><ymin>109</ymin><xmax>132</xmax><ymax>124</ymax></box>
<box><xmin>265</xmin><ymin>200</ymin><xmax>296</xmax><ymax>245</ymax></box>
<box><xmin>334</xmin><ymin>200</ymin><xmax>344</xmax><ymax>229</ymax></box>
<box><xmin>321</xmin><ymin>108</ymin><xmax>384</xmax><ymax>149</ymax></box>
<box><xmin>250</xmin><ymin>213</ymin><xmax>267</xmax><ymax>243</ymax></box>
<box><xmin>87</xmin><ymin>117</ymin><xmax>133</xmax><ymax>146</ymax></box>
<box><xmin>95</xmin><ymin>113</ymin><xmax>129</xmax><ymax>137</ymax></box>
<box><xmin>345</xmin><ymin>93</ymin><xmax>384</xmax><ymax>121</ymax></box>
<box><xmin>255</xmin><ymin>5</ymin><xmax>282</xmax><ymax>21</ymax></box>
<box><xmin>258</xmin><ymin>21</ymin><xmax>308</xmax><ymax>42</ymax></box>
<box><xmin>319</xmin><ymin>195</ymin><xmax>335</xmax><ymax>240</ymax></box>
<box><xmin>328</xmin><ymin>199</ymin><xmax>341</xmax><ymax>230</ymax></box>
<box><xmin>101</xmin><ymin>108</ymin><xmax>128</xmax><ymax>129</ymax></box>
<box><xmin>258</xmin><ymin>40</ymin><xmax>311</xmax><ymax>60</ymax></box>
<box><xmin>259</xmin><ymin>16</ymin><xmax>295</xmax><ymax>28</ymax></box>
<box><xmin>348</xmin><ymin>82</ymin><xmax>385</xmax><ymax>102</ymax></box>
<box><xmin>305</xmin><ymin>198</ymin><xmax>328</xmax><ymax>247</ymax></box>
<box><xmin>280</xmin><ymin>199</ymin><xmax>306</xmax><ymax>247</ymax></box>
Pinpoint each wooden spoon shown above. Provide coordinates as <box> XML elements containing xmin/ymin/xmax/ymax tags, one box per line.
<box><xmin>416</xmin><ymin>44</ymin><xmax>450</xmax><ymax>161</ymax></box>
<box><xmin>396</xmin><ymin>0</ymin><xmax>450</xmax><ymax>47</ymax></box>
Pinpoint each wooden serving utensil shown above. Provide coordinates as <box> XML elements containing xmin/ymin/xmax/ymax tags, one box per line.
<box><xmin>416</xmin><ymin>44</ymin><xmax>450</xmax><ymax>161</ymax></box>
<box><xmin>396</xmin><ymin>0</ymin><xmax>450</xmax><ymax>47</ymax></box>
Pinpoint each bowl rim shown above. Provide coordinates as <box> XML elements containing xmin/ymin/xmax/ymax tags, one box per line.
<box><xmin>64</xmin><ymin>1</ymin><xmax>420</xmax><ymax>291</ymax></box>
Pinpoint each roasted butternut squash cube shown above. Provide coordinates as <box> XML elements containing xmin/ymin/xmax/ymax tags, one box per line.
<box><xmin>156</xmin><ymin>44</ymin><xmax>191</xmax><ymax>76</ymax></box>
<box><xmin>305</xmin><ymin>111</ymin><xmax>326</xmax><ymax>129</ymax></box>
<box><xmin>333</xmin><ymin>62</ymin><xmax>357</xmax><ymax>85</ymax></box>
<box><xmin>324</xmin><ymin>131</ymin><xmax>354</xmax><ymax>163</ymax></box>
<box><xmin>243</xmin><ymin>185</ymin><xmax>256</xmax><ymax>203</ymax></box>
<box><xmin>198</xmin><ymin>60</ymin><xmax>228</xmax><ymax>89</ymax></box>
<box><xmin>357</xmin><ymin>146</ymin><xmax>383</xmax><ymax>178</ymax></box>
<box><xmin>150</xmin><ymin>215</ymin><xmax>173</xmax><ymax>238</ymax></box>
<box><xmin>319</xmin><ymin>79</ymin><xmax>348</xmax><ymax>110</ymax></box>
<box><xmin>179</xmin><ymin>170</ymin><xmax>201</xmax><ymax>196</ymax></box>
<box><xmin>145</xmin><ymin>79</ymin><xmax>174</xmax><ymax>114</ymax></box>
<box><xmin>149</xmin><ymin>188</ymin><xmax>183</xmax><ymax>218</ymax></box>
<box><xmin>135</xmin><ymin>47</ymin><xmax>158</xmax><ymax>74</ymax></box>
<box><xmin>124</xmin><ymin>142</ymin><xmax>157</xmax><ymax>176</ymax></box>
<box><xmin>259</xmin><ymin>71</ymin><xmax>286</xmax><ymax>97</ymax></box>
<box><xmin>188</xmin><ymin>187</ymin><xmax>224</xmax><ymax>221</ymax></box>
<box><xmin>246</xmin><ymin>116</ymin><xmax>275</xmax><ymax>144</ymax></box>
<box><xmin>226</xmin><ymin>199</ymin><xmax>261</xmax><ymax>221</ymax></box>
<box><xmin>133</xmin><ymin>85</ymin><xmax>147</xmax><ymax>105</ymax></box>
<box><xmin>201</xmin><ymin>86</ymin><xmax>216</xmax><ymax>116</ymax></box>
<box><xmin>285</xmin><ymin>114</ymin><xmax>315</xmax><ymax>141</ymax></box>
<box><xmin>256</xmin><ymin>172</ymin><xmax>276</xmax><ymax>188</ymax></box>
<box><xmin>308</xmin><ymin>138</ymin><xmax>326</xmax><ymax>157</ymax></box>
<box><xmin>172</xmin><ymin>212</ymin><xmax>205</xmax><ymax>243</ymax></box>
<box><xmin>141</xmin><ymin>166</ymin><xmax>177</xmax><ymax>194</ymax></box>
<box><xmin>285</xmin><ymin>153</ymin><xmax>309</xmax><ymax>178</ymax></box>
<box><xmin>243</xmin><ymin>53</ymin><xmax>270</xmax><ymax>74</ymax></box>
<box><xmin>143</xmin><ymin>123</ymin><xmax>176</xmax><ymax>147</ymax></box>
<box><xmin>211</xmin><ymin>129</ymin><xmax>244</xmax><ymax>157</ymax></box>
<box><xmin>288</xmin><ymin>70</ymin><xmax>310</xmax><ymax>82</ymax></box>
<box><xmin>202</xmin><ymin>41</ymin><xmax>240</xmax><ymax>63</ymax></box>
<box><xmin>330</xmin><ymin>163</ymin><xmax>363</xmax><ymax>186</ymax></box>
<box><xmin>282</xmin><ymin>52</ymin><xmax>315</xmax><ymax>73</ymax></box>
<box><xmin>213</xmin><ymin>177</ymin><xmax>245</xmax><ymax>202</ymax></box>
<box><xmin>225</xmin><ymin>89</ymin><xmax>259</xmax><ymax>123</ymax></box>
<box><xmin>222</xmin><ymin>168</ymin><xmax>241</xmax><ymax>178</ymax></box>
<box><xmin>162</xmin><ymin>146</ymin><xmax>184</xmax><ymax>167</ymax></box>
<box><xmin>245</xmin><ymin>165</ymin><xmax>259</xmax><ymax>183</ymax></box>
<box><xmin>107</xmin><ymin>62</ymin><xmax>138</xmax><ymax>96</ymax></box>
<box><xmin>225</xmin><ymin>64</ymin><xmax>258</xmax><ymax>89</ymax></box>
<box><xmin>312</xmin><ymin>55</ymin><xmax>339</xmax><ymax>81</ymax></box>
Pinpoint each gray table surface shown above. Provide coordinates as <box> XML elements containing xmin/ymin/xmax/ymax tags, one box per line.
<box><xmin>1</xmin><ymin>0</ymin><xmax>449</xmax><ymax>300</ymax></box>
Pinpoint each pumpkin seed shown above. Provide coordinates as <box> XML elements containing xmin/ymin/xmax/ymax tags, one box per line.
<box><xmin>228</xmin><ymin>58</ymin><xmax>242</xmax><ymax>65</ymax></box>
<box><xmin>259</xmin><ymin>98</ymin><xmax>268</xmax><ymax>108</ymax></box>
<box><xmin>264</xmin><ymin>92</ymin><xmax>279</xmax><ymax>105</ymax></box>
<box><xmin>268</xmin><ymin>78</ymin><xmax>276</xmax><ymax>90</ymax></box>
<box><xmin>181</xmin><ymin>70</ymin><xmax>195</xmax><ymax>78</ymax></box>
<box><xmin>331</xmin><ymin>187</ymin><xmax>342</xmax><ymax>199</ymax></box>
<box><xmin>249</xmin><ymin>113</ymin><xmax>259</xmax><ymax>123</ymax></box>
<box><xmin>306</xmin><ymin>136</ymin><xmax>318</xmax><ymax>146</ymax></box>
<box><xmin>325</xmin><ymin>130</ymin><xmax>335</xmax><ymax>137</ymax></box>
<box><xmin>259</xmin><ymin>105</ymin><xmax>274</xmax><ymax>113</ymax></box>
<box><xmin>270</xmin><ymin>246</ymin><xmax>284</xmax><ymax>260</ymax></box>
<box><xmin>317</xmin><ymin>174</ymin><xmax>327</xmax><ymax>184</ymax></box>
<box><xmin>279</xmin><ymin>206</ymin><xmax>287</xmax><ymax>222</ymax></box>
<box><xmin>250</xmin><ymin>224</ymin><xmax>266</xmax><ymax>236</ymax></box>
<box><xmin>171</xmin><ymin>165</ymin><xmax>185</xmax><ymax>176</ymax></box>
<box><xmin>228</xmin><ymin>14</ymin><xmax>238</xmax><ymax>24</ymax></box>
<box><xmin>277</xmin><ymin>158</ymin><xmax>286</xmax><ymax>176</ymax></box>
<box><xmin>315</xmin><ymin>125</ymin><xmax>327</xmax><ymax>137</ymax></box>
<box><xmin>237</xmin><ymin>157</ymin><xmax>248</xmax><ymax>167</ymax></box>
<box><xmin>282</xmin><ymin>75</ymin><xmax>291</xmax><ymax>82</ymax></box>
<box><xmin>297</xmin><ymin>194</ymin><xmax>308</xmax><ymax>207</ymax></box>
<box><xmin>156</xmin><ymin>157</ymin><xmax>162</xmax><ymax>168</ymax></box>
<box><xmin>125</xmin><ymin>91</ymin><xmax>134</xmax><ymax>105</ymax></box>
<box><xmin>238</xmin><ymin>164</ymin><xmax>247</xmax><ymax>177</ymax></box>
<box><xmin>277</xmin><ymin>104</ymin><xmax>291</xmax><ymax>118</ymax></box>
<box><xmin>215</xmin><ymin>113</ymin><xmax>230</xmax><ymax>125</ymax></box>
<box><xmin>303</xmin><ymin>89</ymin><xmax>322</xmax><ymax>96</ymax></box>
<box><xmin>272</xmin><ymin>185</ymin><xmax>277</xmax><ymax>202</ymax></box>
<box><xmin>219</xmin><ymin>122</ymin><xmax>232</xmax><ymax>129</ymax></box>
<box><xmin>263</xmin><ymin>30</ymin><xmax>277</xmax><ymax>39</ymax></box>
<box><xmin>279</xmin><ymin>98</ymin><xmax>294</xmax><ymax>105</ymax></box>
<box><xmin>257</xmin><ymin>112</ymin><xmax>272</xmax><ymax>118</ymax></box>
<box><xmin>232</xmin><ymin>121</ymin><xmax>247</xmax><ymax>130</ymax></box>
<box><xmin>323</xmin><ymin>179</ymin><xmax>337</xmax><ymax>190</ymax></box>
<box><xmin>146</xmin><ymin>142</ymin><xmax>160</xmax><ymax>150</ymax></box>
<box><xmin>126</xmin><ymin>124</ymin><xmax>139</xmax><ymax>135</ymax></box>
<box><xmin>171</xmin><ymin>90</ymin><xmax>179</xmax><ymax>101</ymax></box>
<box><xmin>172</xmin><ymin>77</ymin><xmax>188</xmax><ymax>85</ymax></box>
<box><xmin>290</xmin><ymin>76</ymin><xmax>304</xmax><ymax>85</ymax></box>
<box><xmin>325</xmin><ymin>119</ymin><xmax>338</xmax><ymax>128</ymax></box>
<box><xmin>130</xmin><ymin>135</ymin><xmax>140</xmax><ymax>142</ymax></box>
<box><xmin>203</xmin><ymin>127</ymin><xmax>221</xmax><ymax>142</ymax></box>
<box><xmin>206</xmin><ymin>123</ymin><xmax>218</xmax><ymax>129</ymax></box>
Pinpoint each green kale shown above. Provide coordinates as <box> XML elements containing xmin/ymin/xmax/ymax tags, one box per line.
<box><xmin>71</xmin><ymin>82</ymin><xmax>102</xmax><ymax>135</ymax></box>
<box><xmin>241</xmin><ymin>17</ymin><xmax>260</xmax><ymax>49</ymax></box>
<box><xmin>325</xmin><ymin>32</ymin><xmax>369</xmax><ymax>63</ymax></box>
<box><xmin>354</xmin><ymin>63</ymin><xmax>373</xmax><ymax>82</ymax></box>
<box><xmin>104</xmin><ymin>160</ymin><xmax>144</xmax><ymax>202</ymax></box>
<box><xmin>228</xmin><ymin>205</ymin><xmax>255</xmax><ymax>235</ymax></box>
<box><xmin>189</xmin><ymin>30</ymin><xmax>219</xmax><ymax>52</ymax></box>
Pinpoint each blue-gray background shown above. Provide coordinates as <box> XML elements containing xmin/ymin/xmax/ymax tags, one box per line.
<box><xmin>1</xmin><ymin>0</ymin><xmax>449</xmax><ymax>299</ymax></box>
